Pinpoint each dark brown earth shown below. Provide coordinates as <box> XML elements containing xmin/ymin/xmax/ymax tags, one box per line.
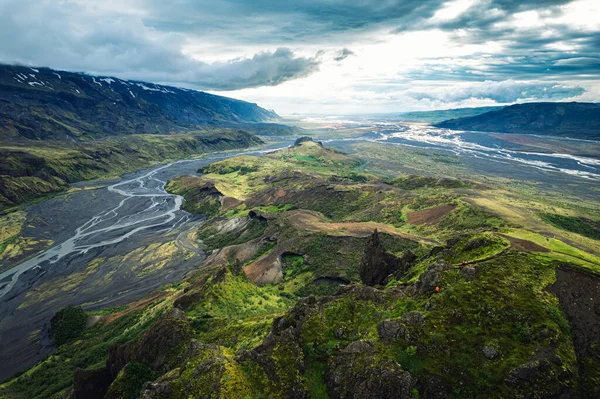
<box><xmin>499</xmin><ymin>234</ymin><xmax>550</xmax><ymax>253</ymax></box>
<box><xmin>407</xmin><ymin>204</ymin><xmax>456</xmax><ymax>225</ymax></box>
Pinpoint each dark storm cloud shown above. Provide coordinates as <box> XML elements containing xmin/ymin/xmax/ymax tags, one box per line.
<box><xmin>406</xmin><ymin>51</ymin><xmax>600</xmax><ymax>83</ymax></box>
<box><xmin>334</xmin><ymin>48</ymin><xmax>355</xmax><ymax>62</ymax></box>
<box><xmin>143</xmin><ymin>0</ymin><xmax>576</xmax><ymax>43</ymax></box>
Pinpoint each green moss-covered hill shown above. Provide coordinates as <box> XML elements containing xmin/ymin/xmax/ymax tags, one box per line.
<box><xmin>2</xmin><ymin>139</ymin><xmax>599</xmax><ymax>399</ymax></box>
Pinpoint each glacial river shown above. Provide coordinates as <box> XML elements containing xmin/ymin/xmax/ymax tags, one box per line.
<box><xmin>0</xmin><ymin>144</ymin><xmax>287</xmax><ymax>382</ymax></box>
<box><xmin>1</xmin><ymin>125</ymin><xmax>598</xmax><ymax>381</ymax></box>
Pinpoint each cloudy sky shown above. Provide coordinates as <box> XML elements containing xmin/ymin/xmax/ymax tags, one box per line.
<box><xmin>1</xmin><ymin>0</ymin><xmax>599</xmax><ymax>114</ymax></box>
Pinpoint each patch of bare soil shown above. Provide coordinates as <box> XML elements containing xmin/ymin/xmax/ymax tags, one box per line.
<box><xmin>284</xmin><ymin>209</ymin><xmax>438</xmax><ymax>245</ymax></box>
<box><xmin>407</xmin><ymin>204</ymin><xmax>456</xmax><ymax>225</ymax></box>
<box><xmin>498</xmin><ymin>234</ymin><xmax>550</xmax><ymax>253</ymax></box>
<box><xmin>103</xmin><ymin>291</ymin><xmax>169</xmax><ymax>324</ymax></box>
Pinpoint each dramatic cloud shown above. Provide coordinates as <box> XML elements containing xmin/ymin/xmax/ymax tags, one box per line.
<box><xmin>0</xmin><ymin>0</ymin><xmax>320</xmax><ymax>90</ymax></box>
<box><xmin>186</xmin><ymin>49</ymin><xmax>321</xmax><ymax>90</ymax></box>
<box><xmin>0</xmin><ymin>0</ymin><xmax>598</xmax><ymax>113</ymax></box>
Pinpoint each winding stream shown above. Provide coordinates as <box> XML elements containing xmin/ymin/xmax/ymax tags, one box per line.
<box><xmin>0</xmin><ymin>163</ymin><xmax>184</xmax><ymax>298</ymax></box>
<box><xmin>0</xmin><ymin>144</ymin><xmax>288</xmax><ymax>381</ymax></box>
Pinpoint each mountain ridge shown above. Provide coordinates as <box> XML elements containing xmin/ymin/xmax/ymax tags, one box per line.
<box><xmin>0</xmin><ymin>64</ymin><xmax>278</xmax><ymax>141</ymax></box>
<box><xmin>435</xmin><ymin>102</ymin><xmax>600</xmax><ymax>140</ymax></box>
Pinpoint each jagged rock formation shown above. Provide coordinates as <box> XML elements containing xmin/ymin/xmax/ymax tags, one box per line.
<box><xmin>326</xmin><ymin>340</ymin><xmax>413</xmax><ymax>399</ymax></box>
<box><xmin>72</xmin><ymin>308</ymin><xmax>193</xmax><ymax>399</ymax></box>
<box><xmin>360</xmin><ymin>230</ymin><xmax>416</xmax><ymax>286</ymax></box>
<box><xmin>549</xmin><ymin>266</ymin><xmax>600</xmax><ymax>398</ymax></box>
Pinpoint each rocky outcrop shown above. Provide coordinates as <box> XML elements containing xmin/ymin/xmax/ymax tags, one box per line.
<box><xmin>360</xmin><ymin>230</ymin><xmax>415</xmax><ymax>286</ymax></box>
<box><xmin>140</xmin><ymin>342</ymin><xmax>228</xmax><ymax>399</ymax></box>
<box><xmin>132</xmin><ymin>309</ymin><xmax>192</xmax><ymax>373</ymax></box>
<box><xmin>72</xmin><ymin>368</ymin><xmax>112</xmax><ymax>399</ymax></box>
<box><xmin>293</xmin><ymin>136</ymin><xmax>323</xmax><ymax>147</ymax></box>
<box><xmin>378</xmin><ymin>311</ymin><xmax>425</xmax><ymax>344</ymax></box>
<box><xmin>72</xmin><ymin>308</ymin><xmax>192</xmax><ymax>399</ymax></box>
<box><xmin>414</xmin><ymin>260</ymin><xmax>453</xmax><ymax>295</ymax></box>
<box><xmin>326</xmin><ymin>340</ymin><xmax>413</xmax><ymax>399</ymax></box>
<box><xmin>549</xmin><ymin>266</ymin><xmax>600</xmax><ymax>398</ymax></box>
<box><xmin>504</xmin><ymin>346</ymin><xmax>573</xmax><ymax>398</ymax></box>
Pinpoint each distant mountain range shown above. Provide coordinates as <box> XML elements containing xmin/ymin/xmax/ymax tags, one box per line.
<box><xmin>436</xmin><ymin>102</ymin><xmax>600</xmax><ymax>140</ymax></box>
<box><xmin>395</xmin><ymin>106</ymin><xmax>503</xmax><ymax>123</ymax></box>
<box><xmin>0</xmin><ymin>64</ymin><xmax>278</xmax><ymax>141</ymax></box>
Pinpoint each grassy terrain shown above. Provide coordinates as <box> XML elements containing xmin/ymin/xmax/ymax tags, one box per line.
<box><xmin>0</xmin><ymin>129</ymin><xmax>263</xmax><ymax>210</ymax></box>
<box><xmin>2</xmin><ymin>138</ymin><xmax>599</xmax><ymax>398</ymax></box>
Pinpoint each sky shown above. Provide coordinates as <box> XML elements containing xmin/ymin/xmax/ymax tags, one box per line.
<box><xmin>0</xmin><ymin>0</ymin><xmax>599</xmax><ymax>115</ymax></box>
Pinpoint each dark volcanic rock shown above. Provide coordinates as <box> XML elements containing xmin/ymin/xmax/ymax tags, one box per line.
<box><xmin>378</xmin><ymin>311</ymin><xmax>425</xmax><ymax>344</ymax></box>
<box><xmin>549</xmin><ymin>266</ymin><xmax>600</xmax><ymax>398</ymax></box>
<box><xmin>71</xmin><ymin>368</ymin><xmax>112</xmax><ymax>399</ymax></box>
<box><xmin>360</xmin><ymin>230</ymin><xmax>415</xmax><ymax>286</ymax></box>
<box><xmin>326</xmin><ymin>340</ymin><xmax>413</xmax><ymax>399</ymax></box>
<box><xmin>107</xmin><ymin>342</ymin><xmax>135</xmax><ymax>380</ymax></box>
<box><xmin>415</xmin><ymin>260</ymin><xmax>453</xmax><ymax>295</ymax></box>
<box><xmin>464</xmin><ymin>237</ymin><xmax>488</xmax><ymax>251</ymax></box>
<box><xmin>504</xmin><ymin>345</ymin><xmax>574</xmax><ymax>398</ymax></box>
<box><xmin>72</xmin><ymin>308</ymin><xmax>193</xmax><ymax>399</ymax></box>
<box><xmin>133</xmin><ymin>311</ymin><xmax>192</xmax><ymax>373</ymax></box>
<box><xmin>482</xmin><ymin>346</ymin><xmax>499</xmax><ymax>360</ymax></box>
<box><xmin>460</xmin><ymin>265</ymin><xmax>477</xmax><ymax>281</ymax></box>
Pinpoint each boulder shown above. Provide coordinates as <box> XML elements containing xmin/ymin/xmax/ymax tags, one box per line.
<box><xmin>460</xmin><ymin>266</ymin><xmax>477</xmax><ymax>281</ymax></box>
<box><xmin>377</xmin><ymin>311</ymin><xmax>425</xmax><ymax>344</ymax></box>
<box><xmin>482</xmin><ymin>346</ymin><xmax>498</xmax><ymax>360</ymax></box>
<box><xmin>415</xmin><ymin>260</ymin><xmax>453</xmax><ymax>295</ymax></box>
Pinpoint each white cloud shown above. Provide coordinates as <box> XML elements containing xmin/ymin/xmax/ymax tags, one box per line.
<box><xmin>431</xmin><ymin>0</ymin><xmax>478</xmax><ymax>21</ymax></box>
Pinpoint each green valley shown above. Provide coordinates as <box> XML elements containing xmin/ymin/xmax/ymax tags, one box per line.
<box><xmin>2</xmin><ymin>138</ymin><xmax>598</xmax><ymax>398</ymax></box>
<box><xmin>0</xmin><ymin>129</ymin><xmax>263</xmax><ymax>210</ymax></box>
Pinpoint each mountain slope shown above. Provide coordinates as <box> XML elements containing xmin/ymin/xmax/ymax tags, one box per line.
<box><xmin>435</xmin><ymin>102</ymin><xmax>600</xmax><ymax>140</ymax></box>
<box><xmin>395</xmin><ymin>106</ymin><xmax>503</xmax><ymax>123</ymax></box>
<box><xmin>0</xmin><ymin>64</ymin><xmax>278</xmax><ymax>141</ymax></box>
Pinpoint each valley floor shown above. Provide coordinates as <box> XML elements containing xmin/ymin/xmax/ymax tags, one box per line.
<box><xmin>0</xmin><ymin>129</ymin><xmax>599</xmax><ymax>398</ymax></box>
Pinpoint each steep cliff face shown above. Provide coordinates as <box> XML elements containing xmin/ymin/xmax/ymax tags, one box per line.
<box><xmin>0</xmin><ymin>64</ymin><xmax>278</xmax><ymax>141</ymax></box>
<box><xmin>360</xmin><ymin>230</ymin><xmax>416</xmax><ymax>286</ymax></box>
